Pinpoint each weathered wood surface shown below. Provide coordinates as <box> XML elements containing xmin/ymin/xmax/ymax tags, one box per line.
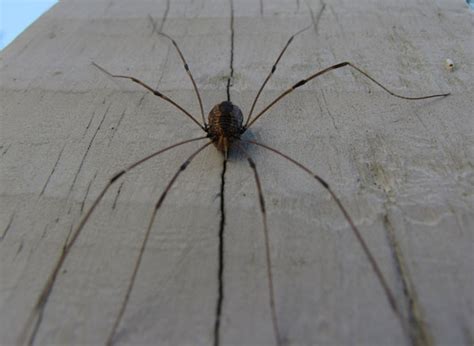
<box><xmin>0</xmin><ymin>0</ymin><xmax>472</xmax><ymax>345</ymax></box>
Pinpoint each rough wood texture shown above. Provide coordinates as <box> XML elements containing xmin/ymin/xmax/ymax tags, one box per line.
<box><xmin>1</xmin><ymin>0</ymin><xmax>472</xmax><ymax>345</ymax></box>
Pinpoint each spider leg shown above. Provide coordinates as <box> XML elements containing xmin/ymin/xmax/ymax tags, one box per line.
<box><xmin>18</xmin><ymin>136</ymin><xmax>208</xmax><ymax>346</ymax></box>
<box><xmin>147</xmin><ymin>15</ymin><xmax>206</xmax><ymax>127</ymax></box>
<box><xmin>106</xmin><ymin>141</ymin><xmax>212</xmax><ymax>346</ymax></box>
<box><xmin>244</xmin><ymin>24</ymin><xmax>312</xmax><ymax>128</ymax></box>
<box><xmin>92</xmin><ymin>62</ymin><xmax>206</xmax><ymax>131</ymax></box>
<box><xmin>242</xmin><ymin>139</ymin><xmax>409</xmax><ymax>336</ymax></box>
<box><xmin>245</xmin><ymin>1</ymin><xmax>329</xmax><ymax>128</ymax></box>
<box><xmin>245</xmin><ymin>62</ymin><xmax>450</xmax><ymax>130</ymax></box>
<box><xmin>237</xmin><ymin>143</ymin><xmax>282</xmax><ymax>346</ymax></box>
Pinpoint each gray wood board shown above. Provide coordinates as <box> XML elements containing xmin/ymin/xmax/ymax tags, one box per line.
<box><xmin>0</xmin><ymin>0</ymin><xmax>472</xmax><ymax>345</ymax></box>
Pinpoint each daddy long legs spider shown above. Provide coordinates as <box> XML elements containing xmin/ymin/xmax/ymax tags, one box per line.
<box><xmin>18</xmin><ymin>17</ymin><xmax>449</xmax><ymax>346</ymax></box>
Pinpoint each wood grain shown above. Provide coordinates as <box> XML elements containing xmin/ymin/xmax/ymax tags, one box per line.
<box><xmin>0</xmin><ymin>0</ymin><xmax>472</xmax><ymax>345</ymax></box>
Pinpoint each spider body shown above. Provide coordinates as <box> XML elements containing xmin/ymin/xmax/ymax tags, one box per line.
<box><xmin>207</xmin><ymin>100</ymin><xmax>244</xmax><ymax>157</ymax></box>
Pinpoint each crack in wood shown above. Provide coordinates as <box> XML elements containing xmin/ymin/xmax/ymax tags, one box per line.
<box><xmin>82</xmin><ymin>111</ymin><xmax>96</xmax><ymax>138</ymax></box>
<box><xmin>109</xmin><ymin>108</ymin><xmax>127</xmax><ymax>143</ymax></box>
<box><xmin>40</xmin><ymin>143</ymin><xmax>66</xmax><ymax>197</ymax></box>
<box><xmin>68</xmin><ymin>102</ymin><xmax>111</xmax><ymax>198</ymax></box>
<box><xmin>80</xmin><ymin>172</ymin><xmax>98</xmax><ymax>214</ymax></box>
<box><xmin>214</xmin><ymin>158</ymin><xmax>227</xmax><ymax>346</ymax></box>
<box><xmin>383</xmin><ymin>211</ymin><xmax>433</xmax><ymax>346</ymax></box>
<box><xmin>226</xmin><ymin>0</ymin><xmax>235</xmax><ymax>102</ymax></box>
<box><xmin>112</xmin><ymin>181</ymin><xmax>124</xmax><ymax>210</ymax></box>
<box><xmin>320</xmin><ymin>89</ymin><xmax>338</xmax><ymax>130</ymax></box>
<box><xmin>26</xmin><ymin>305</ymin><xmax>43</xmax><ymax>346</ymax></box>
<box><xmin>0</xmin><ymin>212</ymin><xmax>15</xmax><ymax>242</ymax></box>
<box><xmin>14</xmin><ymin>239</ymin><xmax>24</xmax><ymax>258</ymax></box>
<box><xmin>1</xmin><ymin>144</ymin><xmax>11</xmax><ymax>157</ymax></box>
<box><xmin>363</xmin><ymin>143</ymin><xmax>431</xmax><ymax>344</ymax></box>
<box><xmin>214</xmin><ymin>1</ymin><xmax>234</xmax><ymax>344</ymax></box>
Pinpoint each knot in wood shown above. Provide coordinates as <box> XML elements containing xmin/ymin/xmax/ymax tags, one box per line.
<box><xmin>208</xmin><ymin>101</ymin><xmax>243</xmax><ymax>154</ymax></box>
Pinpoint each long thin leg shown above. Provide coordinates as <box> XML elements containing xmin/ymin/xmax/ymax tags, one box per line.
<box><xmin>237</xmin><ymin>143</ymin><xmax>281</xmax><ymax>346</ymax></box>
<box><xmin>148</xmin><ymin>15</ymin><xmax>206</xmax><ymax>127</ymax></box>
<box><xmin>245</xmin><ymin>1</ymin><xmax>327</xmax><ymax>128</ymax></box>
<box><xmin>92</xmin><ymin>62</ymin><xmax>206</xmax><ymax>131</ymax></box>
<box><xmin>106</xmin><ymin>141</ymin><xmax>212</xmax><ymax>346</ymax></box>
<box><xmin>244</xmin><ymin>25</ymin><xmax>311</xmax><ymax>128</ymax></box>
<box><xmin>242</xmin><ymin>139</ymin><xmax>407</xmax><ymax>334</ymax></box>
<box><xmin>18</xmin><ymin>136</ymin><xmax>208</xmax><ymax>346</ymax></box>
<box><xmin>245</xmin><ymin>61</ymin><xmax>450</xmax><ymax>130</ymax></box>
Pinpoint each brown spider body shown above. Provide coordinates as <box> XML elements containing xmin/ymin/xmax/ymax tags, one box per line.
<box><xmin>207</xmin><ymin>101</ymin><xmax>244</xmax><ymax>157</ymax></box>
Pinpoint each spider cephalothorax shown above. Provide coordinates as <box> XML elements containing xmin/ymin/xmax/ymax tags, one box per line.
<box><xmin>207</xmin><ymin>101</ymin><xmax>244</xmax><ymax>156</ymax></box>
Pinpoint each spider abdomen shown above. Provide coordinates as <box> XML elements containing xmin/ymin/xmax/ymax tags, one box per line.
<box><xmin>208</xmin><ymin>101</ymin><xmax>243</xmax><ymax>154</ymax></box>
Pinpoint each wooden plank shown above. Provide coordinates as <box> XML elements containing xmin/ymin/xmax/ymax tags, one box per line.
<box><xmin>0</xmin><ymin>0</ymin><xmax>472</xmax><ymax>345</ymax></box>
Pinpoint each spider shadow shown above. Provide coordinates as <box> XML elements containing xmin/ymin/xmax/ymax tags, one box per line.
<box><xmin>226</xmin><ymin>128</ymin><xmax>260</xmax><ymax>162</ymax></box>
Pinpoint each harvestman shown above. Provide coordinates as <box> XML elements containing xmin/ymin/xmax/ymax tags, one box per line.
<box><xmin>20</xmin><ymin>24</ymin><xmax>449</xmax><ymax>346</ymax></box>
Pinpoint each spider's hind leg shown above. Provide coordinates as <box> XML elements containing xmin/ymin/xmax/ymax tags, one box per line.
<box><xmin>237</xmin><ymin>143</ymin><xmax>282</xmax><ymax>346</ymax></box>
<box><xmin>18</xmin><ymin>136</ymin><xmax>208</xmax><ymax>346</ymax></box>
